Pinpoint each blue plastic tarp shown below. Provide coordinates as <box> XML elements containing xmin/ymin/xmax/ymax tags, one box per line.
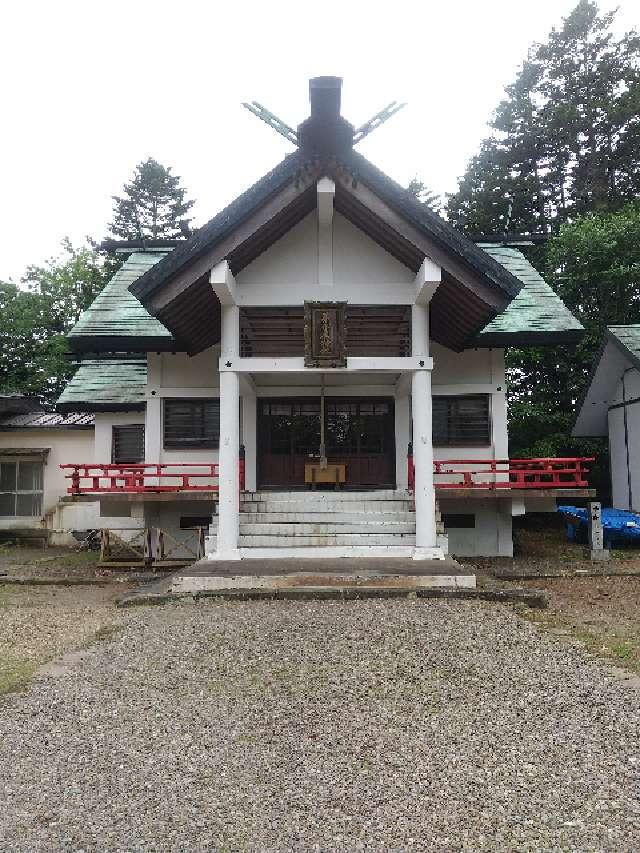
<box><xmin>558</xmin><ymin>505</ymin><xmax>640</xmax><ymax>547</ymax></box>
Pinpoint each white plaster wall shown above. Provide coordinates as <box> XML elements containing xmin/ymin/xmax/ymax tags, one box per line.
<box><xmin>432</xmin><ymin>343</ymin><xmax>495</xmax><ymax>386</ymax></box>
<box><xmin>609</xmin><ymin>406</ymin><xmax>629</xmax><ymax>509</ymax></box>
<box><xmin>626</xmin><ymin>399</ymin><xmax>640</xmax><ymax>512</ymax></box>
<box><xmin>607</xmin><ymin>369</ymin><xmax>640</xmax><ymax>512</ymax></box>
<box><xmin>432</xmin><ymin>346</ymin><xmax>508</xmax><ymax>482</ymax></box>
<box><xmin>0</xmin><ymin>429</ymin><xmax>94</xmax><ymax>528</ymax></box>
<box><xmin>236</xmin><ymin>210</ymin><xmax>414</xmax><ymax>293</ymax></box>
<box><xmin>332</xmin><ymin>213</ymin><xmax>415</xmax><ymax>285</ymax></box>
<box><xmin>159</xmin><ymin>349</ymin><xmax>220</xmax><ymax>389</ymax></box>
<box><xmin>94</xmin><ymin>412</ymin><xmax>145</xmax><ymax>463</ymax></box>
<box><xmin>56</xmin><ymin>500</ymin><xmax>143</xmax><ymax>534</ymax></box>
<box><xmin>143</xmin><ymin>351</ymin><xmax>221</xmax><ymax>469</ymax></box>
<box><xmin>439</xmin><ymin>497</ymin><xmax>513</xmax><ymax>557</ymax></box>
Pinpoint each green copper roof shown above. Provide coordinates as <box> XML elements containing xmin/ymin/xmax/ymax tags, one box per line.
<box><xmin>57</xmin><ymin>358</ymin><xmax>146</xmax><ymax>411</ymax></box>
<box><xmin>68</xmin><ymin>251</ymin><xmax>176</xmax><ymax>351</ymax></box>
<box><xmin>607</xmin><ymin>325</ymin><xmax>640</xmax><ymax>368</ymax></box>
<box><xmin>476</xmin><ymin>244</ymin><xmax>583</xmax><ymax>345</ymax></box>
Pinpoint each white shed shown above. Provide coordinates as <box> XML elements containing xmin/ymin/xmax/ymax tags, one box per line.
<box><xmin>574</xmin><ymin>326</ymin><xmax>640</xmax><ymax>511</ymax></box>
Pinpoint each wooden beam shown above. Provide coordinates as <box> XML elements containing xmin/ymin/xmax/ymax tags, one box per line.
<box><xmin>414</xmin><ymin>257</ymin><xmax>441</xmax><ymax>305</ymax></box>
<box><xmin>317</xmin><ymin>177</ymin><xmax>335</xmax><ymax>286</ymax></box>
<box><xmin>210</xmin><ymin>261</ymin><xmax>237</xmax><ymax>306</ymax></box>
<box><xmin>220</xmin><ymin>356</ymin><xmax>433</xmax><ymax>374</ymax></box>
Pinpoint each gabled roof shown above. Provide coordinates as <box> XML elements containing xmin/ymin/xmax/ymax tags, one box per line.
<box><xmin>573</xmin><ymin>325</ymin><xmax>640</xmax><ymax>437</ymax></box>
<box><xmin>0</xmin><ymin>412</ymin><xmax>94</xmax><ymax>429</ymax></box>
<box><xmin>130</xmin><ymin>153</ymin><xmax>306</xmax><ymax>303</ymax></box>
<box><xmin>607</xmin><ymin>325</ymin><xmax>640</xmax><ymax>370</ymax></box>
<box><xmin>68</xmin><ymin>251</ymin><xmax>176</xmax><ymax>352</ymax></box>
<box><xmin>57</xmin><ymin>357</ymin><xmax>147</xmax><ymax>412</ymax></box>
<box><xmin>68</xmin><ymin>73</ymin><xmax>581</xmax><ymax>356</ymax></box>
<box><xmin>475</xmin><ymin>244</ymin><xmax>583</xmax><ymax>345</ymax></box>
<box><xmin>131</xmin><ymin>149</ymin><xmax>522</xmax><ymax>306</ymax></box>
<box><xmin>127</xmin><ymin>148</ymin><xmax>526</xmax><ymax>353</ymax></box>
<box><xmin>342</xmin><ymin>152</ymin><xmax>523</xmax><ymax>299</ymax></box>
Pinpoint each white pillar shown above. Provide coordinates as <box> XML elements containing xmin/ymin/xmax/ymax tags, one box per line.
<box><xmin>489</xmin><ymin>348</ymin><xmax>509</xmax><ymax>486</ymax></box>
<box><xmin>144</xmin><ymin>397</ymin><xmax>161</xmax><ymax>464</ymax></box>
<box><xmin>217</xmin><ymin>304</ymin><xmax>240</xmax><ymax>558</ymax></box>
<box><xmin>242</xmin><ymin>393</ymin><xmax>257</xmax><ymax>492</ymax></box>
<box><xmin>411</xmin><ymin>303</ymin><xmax>437</xmax><ymax>550</ymax></box>
<box><xmin>144</xmin><ymin>353</ymin><xmax>162</xmax><ymax>488</ymax></box>
<box><xmin>394</xmin><ymin>392</ymin><xmax>411</xmax><ymax>490</ymax></box>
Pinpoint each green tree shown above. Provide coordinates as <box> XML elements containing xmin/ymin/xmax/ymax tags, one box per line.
<box><xmin>0</xmin><ymin>282</ymin><xmax>67</xmax><ymax>400</ymax></box>
<box><xmin>0</xmin><ymin>241</ymin><xmax>115</xmax><ymax>402</ymax></box>
<box><xmin>443</xmin><ymin>1</ymin><xmax>640</xmax><ymax>497</ymax></box>
<box><xmin>507</xmin><ymin>202</ymin><xmax>640</xmax><ymax>475</ymax></box>
<box><xmin>407</xmin><ymin>178</ymin><xmax>441</xmax><ymax>213</ymax></box>
<box><xmin>447</xmin><ymin>1</ymin><xmax>640</xmax><ymax>233</ymax></box>
<box><xmin>108</xmin><ymin>158</ymin><xmax>195</xmax><ymax>241</ymax></box>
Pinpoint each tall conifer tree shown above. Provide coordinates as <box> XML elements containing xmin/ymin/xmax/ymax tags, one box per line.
<box><xmin>447</xmin><ymin>0</ymin><xmax>640</xmax><ymax>233</ymax></box>
<box><xmin>108</xmin><ymin>158</ymin><xmax>195</xmax><ymax>241</ymax></box>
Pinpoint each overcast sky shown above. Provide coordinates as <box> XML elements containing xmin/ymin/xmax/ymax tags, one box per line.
<box><xmin>1</xmin><ymin>0</ymin><xmax>638</xmax><ymax>282</ymax></box>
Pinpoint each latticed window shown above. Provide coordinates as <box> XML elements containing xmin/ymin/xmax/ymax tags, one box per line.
<box><xmin>0</xmin><ymin>458</ymin><xmax>44</xmax><ymax>517</ymax></box>
<box><xmin>112</xmin><ymin>425</ymin><xmax>145</xmax><ymax>464</ymax></box>
<box><xmin>432</xmin><ymin>395</ymin><xmax>491</xmax><ymax>447</ymax></box>
<box><xmin>163</xmin><ymin>399</ymin><xmax>220</xmax><ymax>449</ymax></box>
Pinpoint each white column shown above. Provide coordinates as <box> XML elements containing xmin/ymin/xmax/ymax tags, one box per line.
<box><xmin>489</xmin><ymin>348</ymin><xmax>509</xmax><ymax>487</ymax></box>
<box><xmin>394</xmin><ymin>391</ymin><xmax>411</xmax><ymax>490</ymax></box>
<box><xmin>144</xmin><ymin>353</ymin><xmax>162</xmax><ymax>489</ymax></box>
<box><xmin>217</xmin><ymin>304</ymin><xmax>240</xmax><ymax>558</ymax></box>
<box><xmin>144</xmin><ymin>398</ymin><xmax>161</xmax><ymax>464</ymax></box>
<box><xmin>411</xmin><ymin>302</ymin><xmax>437</xmax><ymax>549</ymax></box>
<box><xmin>242</xmin><ymin>392</ymin><xmax>257</xmax><ymax>492</ymax></box>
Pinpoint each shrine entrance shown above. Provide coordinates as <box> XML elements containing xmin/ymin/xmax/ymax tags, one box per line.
<box><xmin>257</xmin><ymin>397</ymin><xmax>396</xmax><ymax>489</ymax></box>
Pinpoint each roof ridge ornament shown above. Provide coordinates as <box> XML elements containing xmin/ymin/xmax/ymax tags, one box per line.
<box><xmin>242</xmin><ymin>77</ymin><xmax>406</xmax><ymax>153</ymax></box>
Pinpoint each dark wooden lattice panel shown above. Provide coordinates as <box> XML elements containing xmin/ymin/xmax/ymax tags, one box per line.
<box><xmin>240</xmin><ymin>305</ymin><xmax>410</xmax><ymax>358</ymax></box>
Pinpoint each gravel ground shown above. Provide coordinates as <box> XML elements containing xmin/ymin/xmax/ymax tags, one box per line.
<box><xmin>0</xmin><ymin>584</ymin><xmax>122</xmax><ymax>694</ymax></box>
<box><xmin>1</xmin><ymin>599</ymin><xmax>639</xmax><ymax>851</ymax></box>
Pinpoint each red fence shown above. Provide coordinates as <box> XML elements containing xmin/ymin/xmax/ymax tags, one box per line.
<box><xmin>407</xmin><ymin>454</ymin><xmax>593</xmax><ymax>491</ymax></box>
<box><xmin>61</xmin><ymin>462</ymin><xmax>233</xmax><ymax>495</ymax></box>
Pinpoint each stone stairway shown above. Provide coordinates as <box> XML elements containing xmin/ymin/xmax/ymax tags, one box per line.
<box><xmin>206</xmin><ymin>490</ymin><xmax>446</xmax><ymax>557</ymax></box>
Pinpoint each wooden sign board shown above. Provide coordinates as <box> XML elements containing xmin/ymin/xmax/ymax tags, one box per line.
<box><xmin>304</xmin><ymin>301</ymin><xmax>347</xmax><ymax>368</ymax></box>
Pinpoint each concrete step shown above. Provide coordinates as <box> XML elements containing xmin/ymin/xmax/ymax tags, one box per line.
<box><xmin>242</xmin><ymin>499</ymin><xmax>415</xmax><ymax>514</ymax></box>
<box><xmin>241</xmin><ymin>489</ymin><xmax>411</xmax><ymax>503</ymax></box>
<box><xmin>236</xmin><ymin>511</ymin><xmax>416</xmax><ymax>524</ymax></box>
<box><xmin>171</xmin><ymin>568</ymin><xmax>474</xmax><ymax>594</ymax></box>
<box><xmin>235</xmin><ymin>545</ymin><xmax>441</xmax><ymax>559</ymax></box>
<box><xmin>238</xmin><ymin>533</ymin><xmax>416</xmax><ymax>547</ymax></box>
<box><xmin>239</xmin><ymin>521</ymin><xmax>416</xmax><ymax>535</ymax></box>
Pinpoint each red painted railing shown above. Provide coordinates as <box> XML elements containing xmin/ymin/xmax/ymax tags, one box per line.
<box><xmin>61</xmin><ymin>463</ymin><xmax>220</xmax><ymax>494</ymax></box>
<box><xmin>406</xmin><ymin>452</ymin><xmax>593</xmax><ymax>491</ymax></box>
<box><xmin>61</xmin><ymin>461</ymin><xmax>243</xmax><ymax>495</ymax></box>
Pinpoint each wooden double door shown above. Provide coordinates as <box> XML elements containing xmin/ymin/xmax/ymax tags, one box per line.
<box><xmin>257</xmin><ymin>397</ymin><xmax>396</xmax><ymax>489</ymax></box>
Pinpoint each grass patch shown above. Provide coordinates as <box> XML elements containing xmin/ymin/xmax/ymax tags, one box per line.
<box><xmin>0</xmin><ymin>657</ymin><xmax>40</xmax><ymax>696</ymax></box>
<box><xmin>519</xmin><ymin>607</ymin><xmax>640</xmax><ymax>673</ymax></box>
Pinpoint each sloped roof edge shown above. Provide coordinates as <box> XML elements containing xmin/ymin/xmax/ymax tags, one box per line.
<box><xmin>129</xmin><ymin>149</ymin><xmax>523</xmax><ymax>306</ymax></box>
<box><xmin>130</xmin><ymin>152</ymin><xmax>305</xmax><ymax>302</ymax></box>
